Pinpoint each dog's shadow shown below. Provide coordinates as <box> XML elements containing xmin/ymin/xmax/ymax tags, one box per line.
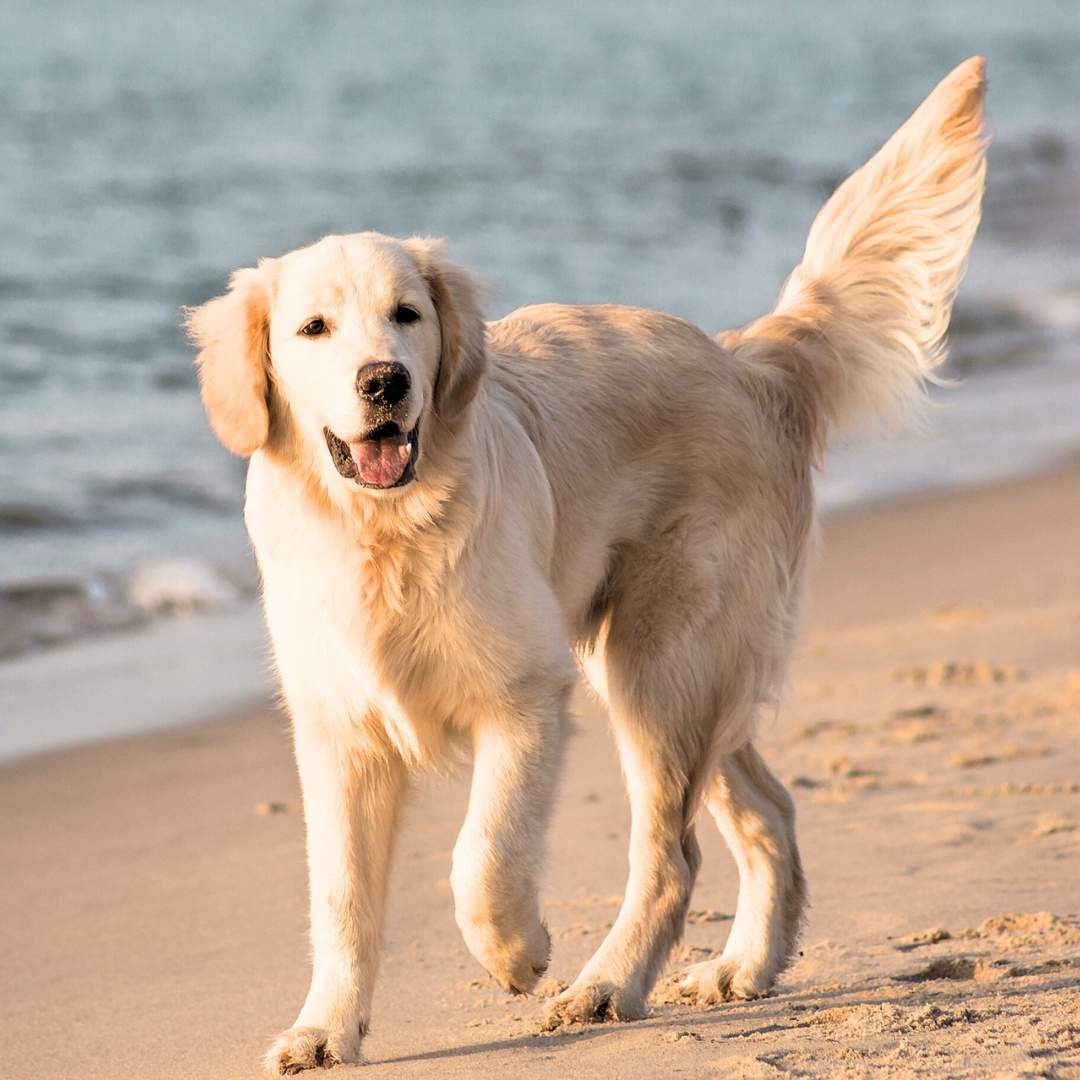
<box><xmin>365</xmin><ymin>992</ymin><xmax>804</xmax><ymax>1068</ymax></box>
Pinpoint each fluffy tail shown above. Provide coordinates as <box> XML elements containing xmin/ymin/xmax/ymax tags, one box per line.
<box><xmin>729</xmin><ymin>56</ymin><xmax>988</xmax><ymax>449</ymax></box>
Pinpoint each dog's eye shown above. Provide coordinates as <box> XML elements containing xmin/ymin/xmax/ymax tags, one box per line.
<box><xmin>393</xmin><ymin>305</ymin><xmax>420</xmax><ymax>325</ymax></box>
<box><xmin>299</xmin><ymin>318</ymin><xmax>328</xmax><ymax>338</ymax></box>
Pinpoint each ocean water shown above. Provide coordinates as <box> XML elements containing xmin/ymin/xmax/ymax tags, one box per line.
<box><xmin>2</xmin><ymin>0</ymin><xmax>1080</xmax><ymax>653</ymax></box>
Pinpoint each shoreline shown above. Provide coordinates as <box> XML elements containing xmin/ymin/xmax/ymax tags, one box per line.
<box><xmin>3</xmin><ymin>458</ymin><xmax>1079</xmax><ymax>766</ymax></box>
<box><xmin>0</xmin><ymin>603</ymin><xmax>274</xmax><ymax>763</ymax></box>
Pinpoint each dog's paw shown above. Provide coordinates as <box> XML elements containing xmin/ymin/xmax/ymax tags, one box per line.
<box><xmin>676</xmin><ymin>956</ymin><xmax>770</xmax><ymax>1005</ymax></box>
<box><xmin>539</xmin><ymin>980</ymin><xmax>647</xmax><ymax>1030</ymax></box>
<box><xmin>497</xmin><ymin>922</ymin><xmax>552</xmax><ymax>995</ymax></box>
<box><xmin>265</xmin><ymin>1027</ymin><xmax>353</xmax><ymax>1075</ymax></box>
<box><xmin>462</xmin><ymin>916</ymin><xmax>551</xmax><ymax>995</ymax></box>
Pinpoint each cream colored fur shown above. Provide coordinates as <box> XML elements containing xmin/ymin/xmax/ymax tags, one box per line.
<box><xmin>188</xmin><ymin>59</ymin><xmax>987</xmax><ymax>1073</ymax></box>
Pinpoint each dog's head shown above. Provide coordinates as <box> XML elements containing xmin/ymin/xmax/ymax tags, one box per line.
<box><xmin>187</xmin><ymin>233</ymin><xmax>487</xmax><ymax>494</ymax></box>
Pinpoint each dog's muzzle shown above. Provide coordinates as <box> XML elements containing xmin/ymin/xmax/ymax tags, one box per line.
<box><xmin>324</xmin><ymin>421</ymin><xmax>419</xmax><ymax>489</ymax></box>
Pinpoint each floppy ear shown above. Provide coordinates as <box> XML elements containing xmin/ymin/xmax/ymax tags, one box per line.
<box><xmin>185</xmin><ymin>265</ymin><xmax>273</xmax><ymax>456</ymax></box>
<box><xmin>401</xmin><ymin>238</ymin><xmax>488</xmax><ymax>426</ymax></box>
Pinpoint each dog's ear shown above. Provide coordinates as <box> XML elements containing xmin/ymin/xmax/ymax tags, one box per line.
<box><xmin>401</xmin><ymin>238</ymin><xmax>488</xmax><ymax>425</ymax></box>
<box><xmin>185</xmin><ymin>265</ymin><xmax>274</xmax><ymax>456</ymax></box>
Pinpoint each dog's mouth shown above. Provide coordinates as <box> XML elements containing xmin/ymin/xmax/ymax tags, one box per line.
<box><xmin>323</xmin><ymin>421</ymin><xmax>419</xmax><ymax>489</ymax></box>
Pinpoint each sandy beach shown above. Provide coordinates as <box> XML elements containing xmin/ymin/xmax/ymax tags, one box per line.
<box><xmin>3</xmin><ymin>464</ymin><xmax>1079</xmax><ymax>1080</ymax></box>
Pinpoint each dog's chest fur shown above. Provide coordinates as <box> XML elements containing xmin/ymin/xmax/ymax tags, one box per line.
<box><xmin>244</xmin><ymin>451</ymin><xmax>481</xmax><ymax>762</ymax></box>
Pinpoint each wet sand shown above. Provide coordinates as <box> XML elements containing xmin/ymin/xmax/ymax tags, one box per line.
<box><xmin>3</xmin><ymin>465</ymin><xmax>1079</xmax><ymax>1080</ymax></box>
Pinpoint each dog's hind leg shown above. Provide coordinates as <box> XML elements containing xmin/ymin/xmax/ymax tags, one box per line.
<box><xmin>542</xmin><ymin>719</ymin><xmax>703</xmax><ymax>1026</ymax></box>
<box><xmin>543</xmin><ymin>642</ymin><xmax>708</xmax><ymax>1027</ymax></box>
<box><xmin>679</xmin><ymin>743</ymin><xmax>806</xmax><ymax>1004</ymax></box>
<box><xmin>545</xmin><ymin>507</ymin><xmax>808</xmax><ymax>1029</ymax></box>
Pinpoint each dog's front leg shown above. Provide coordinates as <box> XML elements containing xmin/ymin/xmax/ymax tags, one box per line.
<box><xmin>268</xmin><ymin>722</ymin><xmax>407</xmax><ymax>1075</ymax></box>
<box><xmin>451</xmin><ymin>687</ymin><xmax>570</xmax><ymax>994</ymax></box>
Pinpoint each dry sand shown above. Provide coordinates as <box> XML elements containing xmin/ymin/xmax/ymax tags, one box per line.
<box><xmin>3</xmin><ymin>466</ymin><xmax>1079</xmax><ymax>1080</ymax></box>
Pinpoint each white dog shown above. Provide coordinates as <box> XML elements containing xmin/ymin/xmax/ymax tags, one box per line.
<box><xmin>189</xmin><ymin>59</ymin><xmax>987</xmax><ymax>1073</ymax></box>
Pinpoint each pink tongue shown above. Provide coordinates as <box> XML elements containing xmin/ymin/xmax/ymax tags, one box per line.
<box><xmin>351</xmin><ymin>434</ymin><xmax>411</xmax><ymax>488</ymax></box>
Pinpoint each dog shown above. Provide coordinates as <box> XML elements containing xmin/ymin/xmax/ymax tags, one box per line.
<box><xmin>188</xmin><ymin>58</ymin><xmax>987</xmax><ymax>1073</ymax></box>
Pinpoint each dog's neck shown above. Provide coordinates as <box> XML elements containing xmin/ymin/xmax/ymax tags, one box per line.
<box><xmin>254</xmin><ymin>406</ymin><xmax>486</xmax><ymax>625</ymax></box>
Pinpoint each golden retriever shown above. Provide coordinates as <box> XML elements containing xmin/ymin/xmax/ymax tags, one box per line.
<box><xmin>189</xmin><ymin>58</ymin><xmax>987</xmax><ymax>1073</ymax></box>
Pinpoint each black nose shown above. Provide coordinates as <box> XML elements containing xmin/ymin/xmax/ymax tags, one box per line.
<box><xmin>356</xmin><ymin>362</ymin><xmax>410</xmax><ymax>407</ymax></box>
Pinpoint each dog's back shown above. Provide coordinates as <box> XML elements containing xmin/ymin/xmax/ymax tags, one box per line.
<box><xmin>480</xmin><ymin>55</ymin><xmax>986</xmax><ymax>707</ymax></box>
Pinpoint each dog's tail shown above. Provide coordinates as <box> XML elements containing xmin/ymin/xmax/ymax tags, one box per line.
<box><xmin>727</xmin><ymin>56</ymin><xmax>988</xmax><ymax>450</ymax></box>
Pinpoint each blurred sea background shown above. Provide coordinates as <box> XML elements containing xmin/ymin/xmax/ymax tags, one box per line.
<box><xmin>2</xmin><ymin>0</ymin><xmax>1080</xmax><ymax>664</ymax></box>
